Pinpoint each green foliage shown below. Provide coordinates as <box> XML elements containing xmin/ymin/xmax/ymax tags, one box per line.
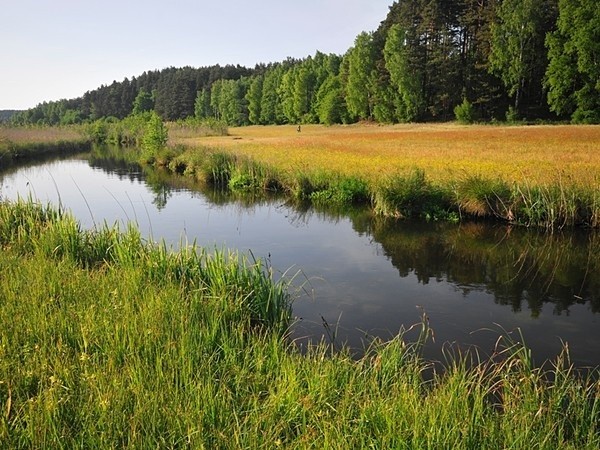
<box><xmin>454</xmin><ymin>176</ymin><xmax>513</xmax><ymax>219</ymax></box>
<box><xmin>141</xmin><ymin>112</ymin><xmax>168</xmax><ymax>162</ymax></box>
<box><xmin>10</xmin><ymin>1</ymin><xmax>597</xmax><ymax>127</ymax></box>
<box><xmin>293</xmin><ymin>66</ymin><xmax>317</xmax><ymax>122</ymax></box>
<box><xmin>545</xmin><ymin>0</ymin><xmax>600</xmax><ymax>123</ymax></box>
<box><xmin>505</xmin><ymin>106</ymin><xmax>521</xmax><ymax>123</ymax></box>
<box><xmin>260</xmin><ymin>65</ymin><xmax>286</xmax><ymax>124</ymax></box>
<box><xmin>279</xmin><ymin>68</ymin><xmax>299</xmax><ymax>123</ymax></box>
<box><xmin>454</xmin><ymin>98</ymin><xmax>475</xmax><ymax>124</ymax></box>
<box><xmin>345</xmin><ymin>32</ymin><xmax>377</xmax><ymax>121</ymax></box>
<box><xmin>132</xmin><ymin>89</ymin><xmax>154</xmax><ymax>115</ymax></box>
<box><xmin>86</xmin><ymin>119</ymin><xmax>109</xmax><ymax>143</ymax></box>
<box><xmin>210</xmin><ymin>79</ymin><xmax>250</xmax><ymax>126</ymax></box>
<box><xmin>246</xmin><ymin>75</ymin><xmax>263</xmax><ymax>124</ymax></box>
<box><xmin>489</xmin><ymin>0</ymin><xmax>556</xmax><ymax>114</ymax></box>
<box><xmin>194</xmin><ymin>88</ymin><xmax>212</xmax><ymax>120</ymax></box>
<box><xmin>384</xmin><ymin>24</ymin><xmax>424</xmax><ymax>122</ymax></box>
<box><xmin>309</xmin><ymin>176</ymin><xmax>370</xmax><ymax>206</ymax></box>
<box><xmin>316</xmin><ymin>75</ymin><xmax>347</xmax><ymax>125</ymax></box>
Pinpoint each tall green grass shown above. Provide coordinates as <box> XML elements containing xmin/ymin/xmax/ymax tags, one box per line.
<box><xmin>373</xmin><ymin>169</ymin><xmax>456</xmax><ymax>221</ymax></box>
<box><xmin>1</xmin><ymin>200</ymin><xmax>599</xmax><ymax>448</ymax></box>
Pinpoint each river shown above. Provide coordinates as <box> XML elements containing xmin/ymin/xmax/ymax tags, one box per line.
<box><xmin>1</xmin><ymin>149</ymin><xmax>599</xmax><ymax>367</ymax></box>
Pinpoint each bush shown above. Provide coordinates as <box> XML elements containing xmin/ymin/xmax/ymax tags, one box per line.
<box><xmin>454</xmin><ymin>98</ymin><xmax>475</xmax><ymax>124</ymax></box>
<box><xmin>141</xmin><ymin>112</ymin><xmax>169</xmax><ymax>163</ymax></box>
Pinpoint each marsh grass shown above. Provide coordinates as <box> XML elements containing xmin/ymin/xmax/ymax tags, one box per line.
<box><xmin>0</xmin><ymin>126</ymin><xmax>90</xmax><ymax>164</ymax></box>
<box><xmin>373</xmin><ymin>169</ymin><xmax>455</xmax><ymax>221</ymax></box>
<box><xmin>166</xmin><ymin>123</ymin><xmax>600</xmax><ymax>228</ymax></box>
<box><xmin>1</xmin><ymin>200</ymin><xmax>599</xmax><ymax>448</ymax></box>
<box><xmin>454</xmin><ymin>176</ymin><xmax>513</xmax><ymax>219</ymax></box>
<box><xmin>163</xmin><ymin>143</ymin><xmax>600</xmax><ymax>228</ymax></box>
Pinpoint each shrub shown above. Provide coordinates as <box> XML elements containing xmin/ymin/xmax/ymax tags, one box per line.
<box><xmin>454</xmin><ymin>98</ymin><xmax>475</xmax><ymax>124</ymax></box>
<box><xmin>141</xmin><ymin>112</ymin><xmax>169</xmax><ymax>163</ymax></box>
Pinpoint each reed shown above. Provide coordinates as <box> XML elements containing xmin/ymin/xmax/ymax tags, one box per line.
<box><xmin>1</xmin><ymin>200</ymin><xmax>599</xmax><ymax>448</ymax></box>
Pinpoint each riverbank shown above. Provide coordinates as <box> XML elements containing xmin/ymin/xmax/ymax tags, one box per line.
<box><xmin>1</xmin><ymin>200</ymin><xmax>598</xmax><ymax>448</ymax></box>
<box><xmin>163</xmin><ymin>123</ymin><xmax>600</xmax><ymax>228</ymax></box>
<box><xmin>0</xmin><ymin>126</ymin><xmax>91</xmax><ymax>165</ymax></box>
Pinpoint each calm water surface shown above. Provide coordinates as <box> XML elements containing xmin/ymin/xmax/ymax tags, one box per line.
<box><xmin>2</xmin><ymin>153</ymin><xmax>599</xmax><ymax>367</ymax></box>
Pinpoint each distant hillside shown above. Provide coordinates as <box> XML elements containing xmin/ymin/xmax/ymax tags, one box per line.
<box><xmin>0</xmin><ymin>110</ymin><xmax>20</xmax><ymax>123</ymax></box>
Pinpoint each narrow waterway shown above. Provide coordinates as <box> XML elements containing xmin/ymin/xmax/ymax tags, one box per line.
<box><xmin>2</xmin><ymin>150</ymin><xmax>599</xmax><ymax>367</ymax></box>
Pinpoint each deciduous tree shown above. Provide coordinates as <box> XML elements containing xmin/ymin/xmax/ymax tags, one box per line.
<box><xmin>545</xmin><ymin>0</ymin><xmax>600</xmax><ymax>123</ymax></box>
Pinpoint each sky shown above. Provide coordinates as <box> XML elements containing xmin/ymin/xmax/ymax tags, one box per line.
<box><xmin>0</xmin><ymin>0</ymin><xmax>393</xmax><ymax>110</ymax></box>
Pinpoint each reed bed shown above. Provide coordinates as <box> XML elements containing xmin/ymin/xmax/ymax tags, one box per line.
<box><xmin>1</xmin><ymin>200</ymin><xmax>599</xmax><ymax>448</ymax></box>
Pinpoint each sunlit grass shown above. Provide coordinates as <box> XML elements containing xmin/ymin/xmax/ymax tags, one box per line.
<box><xmin>0</xmin><ymin>125</ymin><xmax>90</xmax><ymax>164</ymax></box>
<box><xmin>1</xmin><ymin>200</ymin><xmax>599</xmax><ymax>448</ymax></box>
<box><xmin>0</xmin><ymin>126</ymin><xmax>85</xmax><ymax>145</ymax></box>
<box><xmin>175</xmin><ymin>123</ymin><xmax>600</xmax><ymax>187</ymax></box>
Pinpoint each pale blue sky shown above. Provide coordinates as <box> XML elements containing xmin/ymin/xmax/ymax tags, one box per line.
<box><xmin>1</xmin><ymin>0</ymin><xmax>393</xmax><ymax>110</ymax></box>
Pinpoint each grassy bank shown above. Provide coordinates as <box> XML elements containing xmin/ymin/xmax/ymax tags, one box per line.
<box><xmin>157</xmin><ymin>123</ymin><xmax>600</xmax><ymax>227</ymax></box>
<box><xmin>1</xmin><ymin>200</ymin><xmax>599</xmax><ymax>448</ymax></box>
<box><xmin>0</xmin><ymin>126</ymin><xmax>91</xmax><ymax>165</ymax></box>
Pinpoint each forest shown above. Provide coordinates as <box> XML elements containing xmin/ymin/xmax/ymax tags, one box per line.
<box><xmin>9</xmin><ymin>0</ymin><xmax>599</xmax><ymax>126</ymax></box>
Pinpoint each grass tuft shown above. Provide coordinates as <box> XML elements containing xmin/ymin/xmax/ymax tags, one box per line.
<box><xmin>373</xmin><ymin>169</ymin><xmax>455</xmax><ymax>221</ymax></box>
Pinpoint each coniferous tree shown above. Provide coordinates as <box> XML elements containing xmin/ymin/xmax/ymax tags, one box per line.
<box><xmin>456</xmin><ymin>0</ymin><xmax>504</xmax><ymax>119</ymax></box>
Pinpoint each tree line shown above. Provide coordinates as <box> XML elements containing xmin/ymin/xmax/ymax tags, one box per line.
<box><xmin>11</xmin><ymin>0</ymin><xmax>599</xmax><ymax>126</ymax></box>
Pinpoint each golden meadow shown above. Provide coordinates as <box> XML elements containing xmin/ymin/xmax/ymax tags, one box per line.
<box><xmin>174</xmin><ymin>124</ymin><xmax>600</xmax><ymax>187</ymax></box>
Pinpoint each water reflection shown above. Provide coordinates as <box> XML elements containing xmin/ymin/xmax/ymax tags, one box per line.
<box><xmin>367</xmin><ymin>220</ymin><xmax>600</xmax><ymax>316</ymax></box>
<box><xmin>1</xmin><ymin>148</ymin><xmax>599</xmax><ymax>366</ymax></box>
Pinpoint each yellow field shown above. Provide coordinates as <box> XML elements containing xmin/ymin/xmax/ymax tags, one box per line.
<box><xmin>175</xmin><ymin>123</ymin><xmax>600</xmax><ymax>187</ymax></box>
<box><xmin>0</xmin><ymin>126</ymin><xmax>84</xmax><ymax>145</ymax></box>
